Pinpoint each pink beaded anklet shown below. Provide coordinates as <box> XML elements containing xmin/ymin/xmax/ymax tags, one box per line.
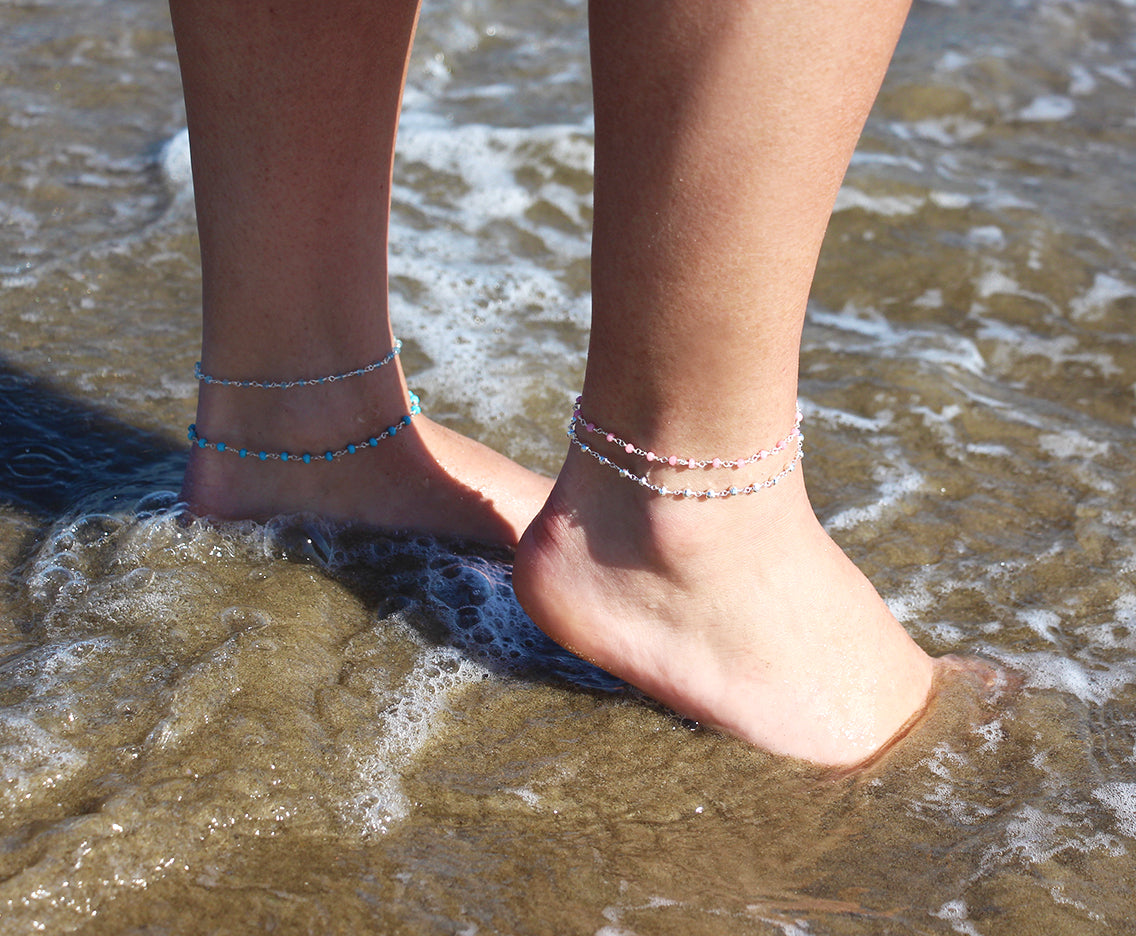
<box><xmin>568</xmin><ymin>397</ymin><xmax>803</xmax><ymax>499</ymax></box>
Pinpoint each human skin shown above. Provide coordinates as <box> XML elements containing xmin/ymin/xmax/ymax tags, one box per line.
<box><xmin>170</xmin><ymin>0</ymin><xmax>552</xmax><ymax>547</ymax></box>
<box><xmin>171</xmin><ymin>0</ymin><xmax>944</xmax><ymax>766</ymax></box>
<box><xmin>513</xmin><ymin>0</ymin><xmax>941</xmax><ymax>766</ymax></box>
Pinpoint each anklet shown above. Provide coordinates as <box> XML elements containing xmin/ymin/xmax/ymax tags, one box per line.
<box><xmin>187</xmin><ymin>392</ymin><xmax>421</xmax><ymax>463</ymax></box>
<box><xmin>571</xmin><ymin>398</ymin><xmax>802</xmax><ymax>468</ymax></box>
<box><xmin>194</xmin><ymin>339</ymin><xmax>402</xmax><ymax>389</ymax></box>
<box><xmin>568</xmin><ymin>399</ymin><xmax>804</xmax><ymax>499</ymax></box>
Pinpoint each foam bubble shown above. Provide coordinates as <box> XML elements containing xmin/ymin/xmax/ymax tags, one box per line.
<box><xmin>1069</xmin><ymin>273</ymin><xmax>1136</xmax><ymax>321</ymax></box>
<box><xmin>985</xmin><ymin>649</ymin><xmax>1134</xmax><ymax>706</ymax></box>
<box><xmin>1017</xmin><ymin>95</ymin><xmax>1076</xmax><ymax>122</ymax></box>
<box><xmin>350</xmin><ymin>642</ymin><xmax>489</xmax><ymax>833</ymax></box>
<box><xmin>832</xmin><ymin>187</ymin><xmax>923</xmax><ymax>217</ymax></box>
<box><xmin>933</xmin><ymin>899</ymin><xmax>983</xmax><ymax>936</ymax></box>
<box><xmin>0</xmin><ymin>714</ymin><xmax>87</xmax><ymax>809</ymax></box>
<box><xmin>1093</xmin><ymin>783</ymin><xmax>1136</xmax><ymax>839</ymax></box>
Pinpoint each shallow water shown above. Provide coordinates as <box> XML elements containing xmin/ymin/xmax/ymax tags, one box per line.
<box><xmin>2</xmin><ymin>0</ymin><xmax>1136</xmax><ymax>933</ymax></box>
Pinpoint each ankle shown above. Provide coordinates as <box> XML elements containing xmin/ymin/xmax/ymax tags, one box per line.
<box><xmin>189</xmin><ymin>367</ymin><xmax>415</xmax><ymax>460</ymax></box>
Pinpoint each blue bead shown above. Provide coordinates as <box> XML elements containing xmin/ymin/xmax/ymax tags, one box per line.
<box><xmin>369</xmin><ymin>438</ymin><xmax>378</xmax><ymax>447</ymax></box>
<box><xmin>216</xmin><ymin>442</ymin><xmax>226</xmax><ymax>452</ymax></box>
<box><xmin>197</xmin><ymin>438</ymin><xmax>207</xmax><ymax>448</ymax></box>
<box><xmin>388</xmin><ymin>425</ymin><xmax>398</xmax><ymax>436</ymax></box>
<box><xmin>324</xmin><ymin>452</ymin><xmax>334</xmax><ymax>462</ymax></box>
<box><xmin>302</xmin><ymin>454</ymin><xmax>312</xmax><ymax>464</ymax></box>
<box><xmin>187</xmin><ymin>425</ymin><xmax>195</xmax><ymax>440</ymax></box>
<box><xmin>298</xmin><ymin>380</ymin><xmax>307</xmax><ymax>387</ymax></box>
<box><xmin>239</xmin><ymin>449</ymin><xmax>248</xmax><ymax>458</ymax></box>
<box><xmin>401</xmin><ymin>415</ymin><xmax>412</xmax><ymax>426</ymax></box>
<box><xmin>258</xmin><ymin>452</ymin><xmax>268</xmax><ymax>461</ymax></box>
<box><xmin>347</xmin><ymin>444</ymin><xmax>356</xmax><ymax>454</ymax></box>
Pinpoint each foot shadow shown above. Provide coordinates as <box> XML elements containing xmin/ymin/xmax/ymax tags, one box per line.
<box><xmin>0</xmin><ymin>358</ymin><xmax>185</xmax><ymax>521</ymax></box>
<box><xmin>269</xmin><ymin>517</ymin><xmax>625</xmax><ymax>694</ymax></box>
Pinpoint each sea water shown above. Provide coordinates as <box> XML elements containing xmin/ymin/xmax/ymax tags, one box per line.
<box><xmin>2</xmin><ymin>0</ymin><xmax>1135</xmax><ymax>932</ymax></box>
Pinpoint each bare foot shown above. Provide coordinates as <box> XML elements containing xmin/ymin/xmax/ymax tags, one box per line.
<box><xmin>180</xmin><ymin>376</ymin><xmax>552</xmax><ymax>548</ymax></box>
<box><xmin>514</xmin><ymin>447</ymin><xmax>938</xmax><ymax>766</ymax></box>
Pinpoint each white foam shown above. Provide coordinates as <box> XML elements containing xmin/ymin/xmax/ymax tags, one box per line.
<box><xmin>985</xmin><ymin>649</ymin><xmax>1134</xmax><ymax>706</ymax></box>
<box><xmin>350</xmin><ymin>641</ymin><xmax>488</xmax><ymax>834</ymax></box>
<box><xmin>1068</xmin><ymin>65</ymin><xmax>1098</xmax><ymax>96</ymax></box>
<box><xmin>824</xmin><ymin>456</ymin><xmax>925</xmax><ymax>532</ymax></box>
<box><xmin>1018</xmin><ymin>609</ymin><xmax>1062</xmax><ymax>644</ymax></box>
<box><xmin>989</xmin><ymin>803</ymin><xmax>1126</xmax><ymax>867</ymax></box>
<box><xmin>1069</xmin><ymin>272</ymin><xmax>1136</xmax><ymax>321</ymax></box>
<box><xmin>1093</xmin><ymin>783</ymin><xmax>1136</xmax><ymax>839</ymax></box>
<box><xmin>832</xmin><ymin>186</ymin><xmax>923</xmax><ymax>217</ymax></box>
<box><xmin>968</xmin><ymin>226</ymin><xmax>1006</xmax><ymax>249</ymax></box>
<box><xmin>1037</xmin><ymin>430</ymin><xmax>1110</xmax><ymax>460</ymax></box>
<box><xmin>1017</xmin><ymin>95</ymin><xmax>1076</xmax><ymax>122</ymax></box>
<box><xmin>158</xmin><ymin>127</ymin><xmax>193</xmax><ymax>198</ymax></box>
<box><xmin>0</xmin><ymin>714</ymin><xmax>87</xmax><ymax>809</ymax></box>
<box><xmin>933</xmin><ymin>899</ymin><xmax>984</xmax><ymax>936</ymax></box>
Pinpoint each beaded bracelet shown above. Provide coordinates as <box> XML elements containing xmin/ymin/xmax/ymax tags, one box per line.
<box><xmin>187</xmin><ymin>392</ymin><xmax>421</xmax><ymax>464</ymax></box>
<box><xmin>568</xmin><ymin>398</ymin><xmax>804</xmax><ymax>499</ymax></box>
<box><xmin>194</xmin><ymin>339</ymin><xmax>402</xmax><ymax>389</ymax></box>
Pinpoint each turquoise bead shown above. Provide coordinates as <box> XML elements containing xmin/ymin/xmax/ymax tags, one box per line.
<box><xmin>302</xmin><ymin>454</ymin><xmax>312</xmax><ymax>464</ymax></box>
<box><xmin>258</xmin><ymin>452</ymin><xmax>268</xmax><ymax>461</ymax></box>
<box><xmin>216</xmin><ymin>442</ymin><xmax>226</xmax><ymax>452</ymax></box>
<box><xmin>324</xmin><ymin>452</ymin><xmax>334</xmax><ymax>462</ymax></box>
<box><xmin>239</xmin><ymin>449</ymin><xmax>248</xmax><ymax>458</ymax></box>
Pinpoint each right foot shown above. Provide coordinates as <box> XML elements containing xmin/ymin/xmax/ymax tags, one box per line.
<box><xmin>181</xmin><ymin>375</ymin><xmax>552</xmax><ymax>548</ymax></box>
<box><xmin>514</xmin><ymin>448</ymin><xmax>938</xmax><ymax>767</ymax></box>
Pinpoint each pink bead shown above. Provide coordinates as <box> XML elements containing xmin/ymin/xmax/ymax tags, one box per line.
<box><xmin>585</xmin><ymin>422</ymin><xmax>595</xmax><ymax>433</ymax></box>
<box><xmin>625</xmin><ymin>443</ymin><xmax>635</xmax><ymax>453</ymax></box>
<box><xmin>646</xmin><ymin>451</ymin><xmax>656</xmax><ymax>462</ymax></box>
<box><xmin>606</xmin><ymin>433</ymin><xmax>615</xmax><ymax>443</ymax></box>
<box><xmin>668</xmin><ymin>455</ymin><xmax>677</xmax><ymax>467</ymax></box>
<box><xmin>712</xmin><ymin>458</ymin><xmax>722</xmax><ymax>469</ymax></box>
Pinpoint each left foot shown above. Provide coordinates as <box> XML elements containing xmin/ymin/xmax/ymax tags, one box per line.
<box><xmin>181</xmin><ymin>372</ymin><xmax>552</xmax><ymax>548</ymax></box>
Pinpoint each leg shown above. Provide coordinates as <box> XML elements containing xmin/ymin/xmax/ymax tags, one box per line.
<box><xmin>171</xmin><ymin>0</ymin><xmax>551</xmax><ymax>547</ymax></box>
<box><xmin>515</xmin><ymin>0</ymin><xmax>939</xmax><ymax>765</ymax></box>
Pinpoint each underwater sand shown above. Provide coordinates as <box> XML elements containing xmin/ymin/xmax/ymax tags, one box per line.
<box><xmin>2</xmin><ymin>0</ymin><xmax>1136</xmax><ymax>932</ymax></box>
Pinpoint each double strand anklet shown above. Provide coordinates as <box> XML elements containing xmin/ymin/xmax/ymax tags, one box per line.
<box><xmin>194</xmin><ymin>339</ymin><xmax>402</xmax><ymax>389</ymax></box>
<box><xmin>187</xmin><ymin>391</ymin><xmax>421</xmax><ymax>464</ymax></box>
<box><xmin>568</xmin><ymin>397</ymin><xmax>803</xmax><ymax>499</ymax></box>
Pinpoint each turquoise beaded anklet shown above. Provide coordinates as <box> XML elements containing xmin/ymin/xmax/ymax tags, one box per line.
<box><xmin>194</xmin><ymin>339</ymin><xmax>402</xmax><ymax>389</ymax></box>
<box><xmin>568</xmin><ymin>397</ymin><xmax>803</xmax><ymax>499</ymax></box>
<box><xmin>187</xmin><ymin>391</ymin><xmax>421</xmax><ymax>464</ymax></box>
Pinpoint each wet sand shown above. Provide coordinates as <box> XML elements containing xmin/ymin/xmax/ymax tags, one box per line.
<box><xmin>3</xmin><ymin>0</ymin><xmax>1136</xmax><ymax>932</ymax></box>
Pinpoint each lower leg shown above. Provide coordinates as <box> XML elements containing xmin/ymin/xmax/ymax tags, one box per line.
<box><xmin>516</xmin><ymin>0</ymin><xmax>939</xmax><ymax>765</ymax></box>
<box><xmin>171</xmin><ymin>0</ymin><xmax>550</xmax><ymax>546</ymax></box>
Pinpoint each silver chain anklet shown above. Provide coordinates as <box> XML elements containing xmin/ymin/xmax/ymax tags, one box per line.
<box><xmin>187</xmin><ymin>392</ymin><xmax>421</xmax><ymax>464</ymax></box>
<box><xmin>194</xmin><ymin>339</ymin><xmax>402</xmax><ymax>390</ymax></box>
<box><xmin>568</xmin><ymin>398</ymin><xmax>803</xmax><ymax>499</ymax></box>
